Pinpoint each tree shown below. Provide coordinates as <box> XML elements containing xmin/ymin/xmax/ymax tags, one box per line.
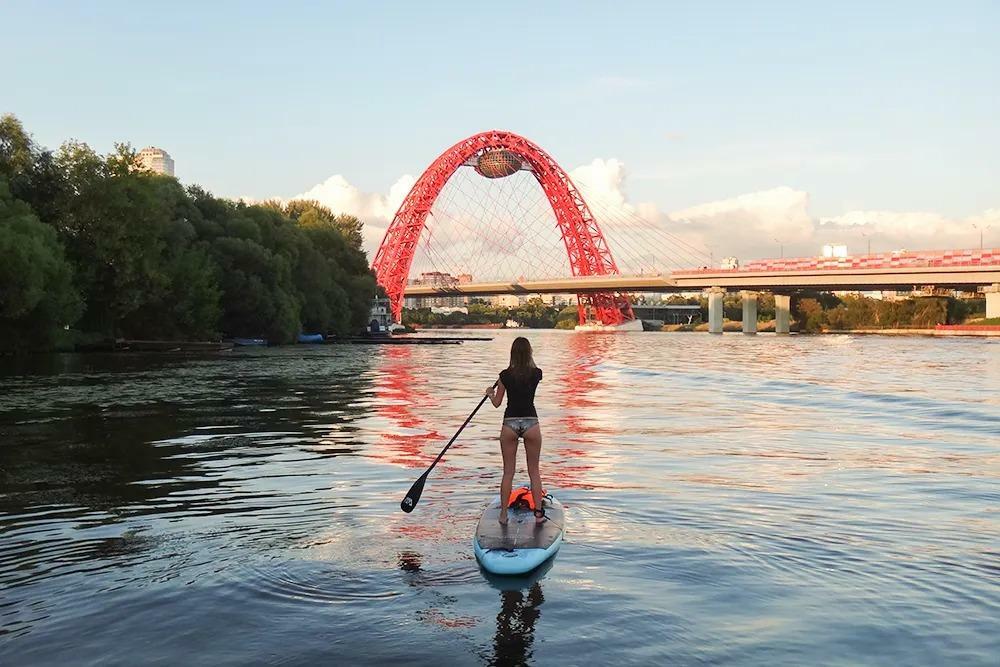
<box><xmin>554</xmin><ymin>304</ymin><xmax>579</xmax><ymax>329</ymax></box>
<box><xmin>946</xmin><ymin>297</ymin><xmax>970</xmax><ymax>324</ymax></box>
<box><xmin>0</xmin><ymin>114</ymin><xmax>381</xmax><ymax>348</ymax></box>
<box><xmin>0</xmin><ymin>178</ymin><xmax>81</xmax><ymax>351</ymax></box>
<box><xmin>211</xmin><ymin>236</ymin><xmax>300</xmax><ymax>342</ymax></box>
<box><xmin>510</xmin><ymin>298</ymin><xmax>558</xmax><ymax>328</ymax></box>
<box><xmin>0</xmin><ymin>114</ymin><xmax>35</xmax><ymax>178</ymax></box>
<box><xmin>52</xmin><ymin>141</ymin><xmax>188</xmax><ymax>337</ymax></box>
<box><xmin>298</xmin><ymin>223</ymin><xmax>375</xmax><ymax>334</ymax></box>
<box><xmin>284</xmin><ymin>199</ymin><xmax>365</xmax><ymax>249</ymax></box>
<box><xmin>793</xmin><ymin>297</ymin><xmax>826</xmax><ymax>332</ymax></box>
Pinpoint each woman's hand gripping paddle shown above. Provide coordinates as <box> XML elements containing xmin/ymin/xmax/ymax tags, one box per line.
<box><xmin>400</xmin><ymin>381</ymin><xmax>498</xmax><ymax>513</ymax></box>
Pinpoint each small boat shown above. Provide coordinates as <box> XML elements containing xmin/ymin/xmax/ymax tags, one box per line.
<box><xmin>297</xmin><ymin>333</ymin><xmax>324</xmax><ymax>344</ymax></box>
<box><xmin>231</xmin><ymin>337</ymin><xmax>268</xmax><ymax>346</ymax></box>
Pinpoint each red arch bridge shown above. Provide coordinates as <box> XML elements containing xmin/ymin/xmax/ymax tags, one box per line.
<box><xmin>372</xmin><ymin>130</ymin><xmax>1000</xmax><ymax>331</ymax></box>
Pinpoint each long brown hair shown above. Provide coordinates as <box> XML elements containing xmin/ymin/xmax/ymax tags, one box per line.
<box><xmin>508</xmin><ymin>337</ymin><xmax>536</xmax><ymax>378</ymax></box>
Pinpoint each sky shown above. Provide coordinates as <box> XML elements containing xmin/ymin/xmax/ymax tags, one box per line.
<box><xmin>5</xmin><ymin>1</ymin><xmax>999</xmax><ymax>262</ymax></box>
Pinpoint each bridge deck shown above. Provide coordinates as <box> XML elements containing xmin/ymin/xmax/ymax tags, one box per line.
<box><xmin>403</xmin><ymin>249</ymin><xmax>1000</xmax><ymax>297</ymax></box>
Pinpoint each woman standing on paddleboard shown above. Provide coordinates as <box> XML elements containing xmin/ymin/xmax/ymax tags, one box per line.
<box><xmin>485</xmin><ymin>336</ymin><xmax>544</xmax><ymax>526</ymax></box>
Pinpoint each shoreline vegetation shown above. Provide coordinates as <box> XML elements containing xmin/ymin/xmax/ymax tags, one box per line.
<box><xmin>404</xmin><ymin>292</ymin><xmax>993</xmax><ymax>334</ymax></box>
<box><xmin>1</xmin><ymin>114</ymin><xmax>376</xmax><ymax>354</ymax></box>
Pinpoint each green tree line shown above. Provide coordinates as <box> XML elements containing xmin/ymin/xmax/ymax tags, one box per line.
<box><xmin>404</xmin><ymin>299</ymin><xmax>569</xmax><ymax>329</ymax></box>
<box><xmin>792</xmin><ymin>293</ymin><xmax>974</xmax><ymax>332</ymax></box>
<box><xmin>642</xmin><ymin>292</ymin><xmax>979</xmax><ymax>331</ymax></box>
<box><xmin>0</xmin><ymin>114</ymin><xmax>375</xmax><ymax>352</ymax></box>
<box><xmin>404</xmin><ymin>293</ymin><xmax>976</xmax><ymax>332</ymax></box>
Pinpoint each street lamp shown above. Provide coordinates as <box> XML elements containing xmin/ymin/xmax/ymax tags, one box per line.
<box><xmin>860</xmin><ymin>230</ymin><xmax>872</xmax><ymax>255</ymax></box>
<box><xmin>773</xmin><ymin>238</ymin><xmax>784</xmax><ymax>258</ymax></box>
<box><xmin>972</xmin><ymin>223</ymin><xmax>992</xmax><ymax>250</ymax></box>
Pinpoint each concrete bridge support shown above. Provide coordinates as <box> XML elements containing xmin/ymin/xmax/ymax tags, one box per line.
<box><xmin>707</xmin><ymin>288</ymin><xmax>724</xmax><ymax>334</ymax></box>
<box><xmin>774</xmin><ymin>294</ymin><xmax>791</xmax><ymax>334</ymax></box>
<box><xmin>987</xmin><ymin>284</ymin><xmax>1000</xmax><ymax>319</ymax></box>
<box><xmin>741</xmin><ymin>291</ymin><xmax>758</xmax><ymax>334</ymax></box>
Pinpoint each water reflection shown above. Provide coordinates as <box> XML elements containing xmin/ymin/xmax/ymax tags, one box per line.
<box><xmin>479</xmin><ymin>558</ymin><xmax>554</xmax><ymax>666</ymax></box>
<box><xmin>544</xmin><ymin>333</ymin><xmax>630</xmax><ymax>492</ymax></box>
<box><xmin>555</xmin><ymin>333</ymin><xmax>614</xmax><ymax>440</ymax></box>
<box><xmin>489</xmin><ymin>583</ymin><xmax>545</xmax><ymax>667</ymax></box>
<box><xmin>371</xmin><ymin>345</ymin><xmax>443</xmax><ymax>468</ymax></box>
<box><xmin>2</xmin><ymin>336</ymin><xmax>998</xmax><ymax>666</ymax></box>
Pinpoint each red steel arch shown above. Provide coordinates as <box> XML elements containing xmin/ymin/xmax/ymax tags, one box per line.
<box><xmin>372</xmin><ymin>130</ymin><xmax>635</xmax><ymax>326</ymax></box>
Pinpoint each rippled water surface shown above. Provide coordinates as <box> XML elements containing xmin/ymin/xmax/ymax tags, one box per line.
<box><xmin>2</xmin><ymin>331</ymin><xmax>998</xmax><ymax>665</ymax></box>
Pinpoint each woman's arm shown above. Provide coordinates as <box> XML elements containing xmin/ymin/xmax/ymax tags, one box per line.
<box><xmin>486</xmin><ymin>379</ymin><xmax>505</xmax><ymax>408</ymax></box>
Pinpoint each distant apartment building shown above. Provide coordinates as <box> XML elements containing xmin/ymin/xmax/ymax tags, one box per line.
<box><xmin>489</xmin><ymin>293</ymin><xmax>570</xmax><ymax>308</ymax></box>
<box><xmin>490</xmin><ymin>294</ymin><xmax>523</xmax><ymax>308</ymax></box>
<box><xmin>404</xmin><ymin>271</ymin><xmax>468</xmax><ymax>309</ymax></box>
<box><xmin>136</xmin><ymin>146</ymin><xmax>175</xmax><ymax>176</ymax></box>
<box><xmin>537</xmin><ymin>293</ymin><xmax>572</xmax><ymax>307</ymax></box>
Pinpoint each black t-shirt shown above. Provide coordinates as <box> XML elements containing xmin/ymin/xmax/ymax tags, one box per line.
<box><xmin>499</xmin><ymin>367</ymin><xmax>543</xmax><ymax>418</ymax></box>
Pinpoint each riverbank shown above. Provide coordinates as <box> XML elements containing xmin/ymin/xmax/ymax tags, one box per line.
<box><xmin>410</xmin><ymin>323</ymin><xmax>505</xmax><ymax>330</ymax></box>
<box><xmin>828</xmin><ymin>325</ymin><xmax>1000</xmax><ymax>337</ymax></box>
<box><xmin>656</xmin><ymin>320</ymin><xmax>1000</xmax><ymax>336</ymax></box>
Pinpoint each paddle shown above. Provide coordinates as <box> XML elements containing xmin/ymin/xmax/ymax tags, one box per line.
<box><xmin>400</xmin><ymin>381</ymin><xmax>498</xmax><ymax>513</ymax></box>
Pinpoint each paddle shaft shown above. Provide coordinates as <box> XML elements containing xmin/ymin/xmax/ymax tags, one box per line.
<box><xmin>400</xmin><ymin>381</ymin><xmax>498</xmax><ymax>512</ymax></box>
<box><xmin>428</xmin><ymin>384</ymin><xmax>495</xmax><ymax>470</ymax></box>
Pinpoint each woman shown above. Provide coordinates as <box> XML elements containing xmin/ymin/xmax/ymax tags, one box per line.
<box><xmin>485</xmin><ymin>336</ymin><xmax>544</xmax><ymax>525</ymax></box>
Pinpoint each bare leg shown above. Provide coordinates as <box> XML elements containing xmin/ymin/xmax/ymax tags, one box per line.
<box><xmin>498</xmin><ymin>425</ymin><xmax>518</xmax><ymax>525</ymax></box>
<box><xmin>522</xmin><ymin>424</ymin><xmax>543</xmax><ymax>523</ymax></box>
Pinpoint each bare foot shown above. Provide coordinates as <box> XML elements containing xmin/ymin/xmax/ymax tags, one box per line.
<box><xmin>498</xmin><ymin>511</ymin><xmax>508</xmax><ymax>526</ymax></box>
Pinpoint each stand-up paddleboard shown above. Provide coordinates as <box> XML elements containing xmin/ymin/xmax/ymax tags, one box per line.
<box><xmin>474</xmin><ymin>490</ymin><xmax>565</xmax><ymax>575</ymax></box>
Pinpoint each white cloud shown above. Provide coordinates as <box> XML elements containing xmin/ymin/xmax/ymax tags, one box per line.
<box><xmin>570</xmin><ymin>157</ymin><xmax>998</xmax><ymax>264</ymax></box>
<box><xmin>571</xmin><ymin>159</ymin><xmax>630</xmax><ymax>212</ymax></box>
<box><xmin>289</xmin><ymin>173</ymin><xmax>415</xmax><ymax>256</ymax></box>
<box><xmin>283</xmin><ymin>158</ymin><xmax>998</xmax><ymax>272</ymax></box>
<box><xmin>668</xmin><ymin>186</ymin><xmax>815</xmax><ymax>260</ymax></box>
<box><xmin>818</xmin><ymin>208</ymin><xmax>1000</xmax><ymax>254</ymax></box>
<box><xmin>571</xmin><ymin>158</ymin><xmax>663</xmax><ymax>227</ymax></box>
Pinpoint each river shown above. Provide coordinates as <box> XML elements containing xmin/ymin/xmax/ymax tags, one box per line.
<box><xmin>1</xmin><ymin>331</ymin><xmax>998</xmax><ymax>665</ymax></box>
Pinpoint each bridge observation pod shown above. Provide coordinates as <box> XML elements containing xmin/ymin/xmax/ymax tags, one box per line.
<box><xmin>371</xmin><ymin>130</ymin><xmax>635</xmax><ymax>326</ymax></box>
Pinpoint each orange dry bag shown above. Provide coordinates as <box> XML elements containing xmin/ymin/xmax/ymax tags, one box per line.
<box><xmin>507</xmin><ymin>486</ymin><xmax>546</xmax><ymax>510</ymax></box>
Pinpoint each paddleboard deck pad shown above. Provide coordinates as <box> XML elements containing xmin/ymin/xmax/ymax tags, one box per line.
<box><xmin>474</xmin><ymin>492</ymin><xmax>565</xmax><ymax>575</ymax></box>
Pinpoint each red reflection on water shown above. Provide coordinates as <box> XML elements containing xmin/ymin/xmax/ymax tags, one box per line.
<box><xmin>370</xmin><ymin>345</ymin><xmax>445</xmax><ymax>469</ymax></box>
<box><xmin>376</xmin><ymin>345</ymin><xmax>481</xmax><ymax>542</ymax></box>
<box><xmin>554</xmin><ymin>333</ymin><xmax>614</xmax><ymax>434</ymax></box>
<box><xmin>542</xmin><ymin>333</ymin><xmax>621</xmax><ymax>490</ymax></box>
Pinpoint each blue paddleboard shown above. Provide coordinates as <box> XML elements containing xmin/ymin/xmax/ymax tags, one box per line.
<box><xmin>474</xmin><ymin>492</ymin><xmax>565</xmax><ymax>575</ymax></box>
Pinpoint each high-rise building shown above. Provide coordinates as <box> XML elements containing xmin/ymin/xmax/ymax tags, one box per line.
<box><xmin>405</xmin><ymin>271</ymin><xmax>468</xmax><ymax>308</ymax></box>
<box><xmin>136</xmin><ymin>147</ymin><xmax>175</xmax><ymax>176</ymax></box>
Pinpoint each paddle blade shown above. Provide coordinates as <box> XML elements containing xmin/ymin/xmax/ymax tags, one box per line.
<box><xmin>400</xmin><ymin>473</ymin><xmax>427</xmax><ymax>513</ymax></box>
